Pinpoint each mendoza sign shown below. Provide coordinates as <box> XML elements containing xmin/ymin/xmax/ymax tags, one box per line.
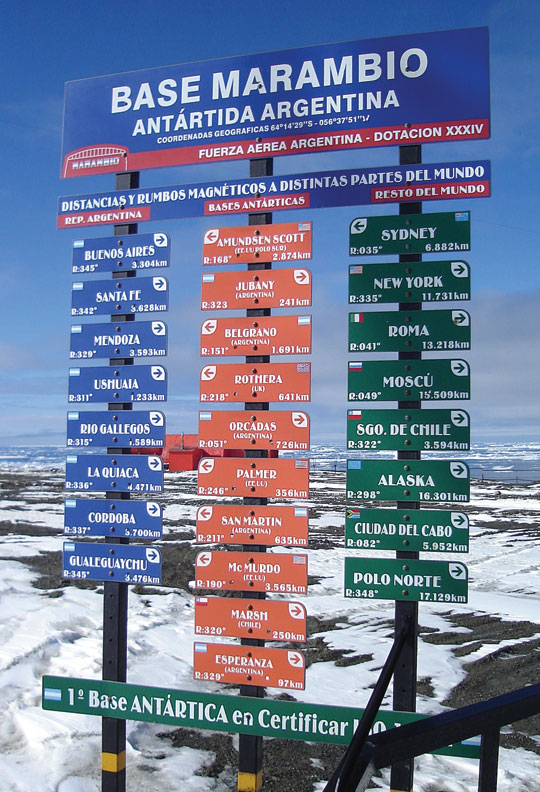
<box><xmin>57</xmin><ymin>162</ymin><xmax>489</xmax><ymax>229</ymax></box>
<box><xmin>42</xmin><ymin>676</ymin><xmax>480</xmax><ymax>757</ymax></box>
<box><xmin>60</xmin><ymin>27</ymin><xmax>489</xmax><ymax>178</ymax></box>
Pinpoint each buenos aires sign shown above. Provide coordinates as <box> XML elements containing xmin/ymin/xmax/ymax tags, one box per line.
<box><xmin>61</xmin><ymin>28</ymin><xmax>489</xmax><ymax>178</ymax></box>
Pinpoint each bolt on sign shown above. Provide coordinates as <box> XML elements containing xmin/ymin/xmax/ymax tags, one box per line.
<box><xmin>195</xmin><ymin>551</ymin><xmax>308</xmax><ymax>594</ymax></box>
<box><xmin>71</xmin><ymin>232</ymin><xmax>170</xmax><ymax>274</ymax></box>
<box><xmin>200</xmin><ymin>362</ymin><xmax>311</xmax><ymax>404</ymax></box>
<box><xmin>200</xmin><ymin>315</ymin><xmax>311</xmax><ymax>357</ymax></box>
<box><xmin>198</xmin><ymin>410</ymin><xmax>310</xmax><ymax>451</ymax></box>
<box><xmin>203</xmin><ymin>222</ymin><xmax>312</xmax><ymax>264</ymax></box>
<box><xmin>41</xmin><ymin>675</ymin><xmax>481</xmax><ymax>758</ymax></box>
<box><xmin>68</xmin><ymin>364</ymin><xmax>168</xmax><ymax>404</ymax></box>
<box><xmin>201</xmin><ymin>268</ymin><xmax>312</xmax><ymax>310</ymax></box>
<box><xmin>71</xmin><ymin>276</ymin><xmax>168</xmax><ymax>316</ymax></box>
<box><xmin>67</xmin><ymin>410</ymin><xmax>166</xmax><ymax>448</ymax></box>
<box><xmin>64</xmin><ymin>498</ymin><xmax>162</xmax><ymax>539</ymax></box>
<box><xmin>65</xmin><ymin>454</ymin><xmax>164</xmax><ymax>494</ymax></box>
<box><xmin>347</xmin><ymin>359</ymin><xmax>470</xmax><ymax>402</ymax></box>
<box><xmin>346</xmin><ymin>460</ymin><xmax>470</xmax><ymax>503</ymax></box>
<box><xmin>197</xmin><ymin>457</ymin><xmax>309</xmax><ymax>499</ymax></box>
<box><xmin>195</xmin><ymin>597</ymin><xmax>307</xmax><ymax>641</ymax></box>
<box><xmin>193</xmin><ymin>643</ymin><xmax>305</xmax><ymax>690</ymax></box>
<box><xmin>60</xmin><ymin>28</ymin><xmax>489</xmax><ymax>178</ymax></box>
<box><xmin>349</xmin><ymin>211</ymin><xmax>471</xmax><ymax>256</ymax></box>
<box><xmin>348</xmin><ymin>260</ymin><xmax>470</xmax><ymax>304</ymax></box>
<box><xmin>70</xmin><ymin>320</ymin><xmax>167</xmax><ymax>360</ymax></box>
<box><xmin>63</xmin><ymin>542</ymin><xmax>162</xmax><ymax>585</ymax></box>
<box><xmin>348</xmin><ymin>309</ymin><xmax>470</xmax><ymax>353</ymax></box>
<box><xmin>345</xmin><ymin>508</ymin><xmax>469</xmax><ymax>553</ymax></box>
<box><xmin>344</xmin><ymin>558</ymin><xmax>468</xmax><ymax>604</ymax></box>
<box><xmin>196</xmin><ymin>504</ymin><xmax>309</xmax><ymax>547</ymax></box>
<box><xmin>346</xmin><ymin>409</ymin><xmax>470</xmax><ymax>451</ymax></box>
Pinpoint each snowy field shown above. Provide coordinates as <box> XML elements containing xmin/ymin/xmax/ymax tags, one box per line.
<box><xmin>1</xmin><ymin>454</ymin><xmax>540</xmax><ymax>791</ymax></box>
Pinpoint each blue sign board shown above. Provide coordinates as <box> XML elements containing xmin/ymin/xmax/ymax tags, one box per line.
<box><xmin>60</xmin><ymin>27</ymin><xmax>489</xmax><ymax>178</ymax></box>
<box><xmin>71</xmin><ymin>276</ymin><xmax>169</xmax><ymax>316</ymax></box>
<box><xmin>72</xmin><ymin>233</ymin><xmax>170</xmax><ymax>274</ymax></box>
<box><xmin>64</xmin><ymin>498</ymin><xmax>162</xmax><ymax>538</ymax></box>
<box><xmin>69</xmin><ymin>320</ymin><xmax>167</xmax><ymax>359</ymax></box>
<box><xmin>65</xmin><ymin>454</ymin><xmax>163</xmax><ymax>493</ymax></box>
<box><xmin>57</xmin><ymin>160</ymin><xmax>490</xmax><ymax>229</ymax></box>
<box><xmin>68</xmin><ymin>365</ymin><xmax>167</xmax><ymax>404</ymax></box>
<box><xmin>67</xmin><ymin>410</ymin><xmax>165</xmax><ymax>448</ymax></box>
<box><xmin>63</xmin><ymin>541</ymin><xmax>162</xmax><ymax>584</ymax></box>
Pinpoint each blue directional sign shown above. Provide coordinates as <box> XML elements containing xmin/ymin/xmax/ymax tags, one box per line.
<box><xmin>57</xmin><ymin>161</ymin><xmax>490</xmax><ymax>229</ymax></box>
<box><xmin>72</xmin><ymin>233</ymin><xmax>170</xmax><ymax>274</ymax></box>
<box><xmin>65</xmin><ymin>454</ymin><xmax>163</xmax><ymax>493</ymax></box>
<box><xmin>71</xmin><ymin>276</ymin><xmax>168</xmax><ymax>316</ymax></box>
<box><xmin>64</xmin><ymin>498</ymin><xmax>162</xmax><ymax>538</ymax></box>
<box><xmin>63</xmin><ymin>541</ymin><xmax>162</xmax><ymax>584</ymax></box>
<box><xmin>67</xmin><ymin>410</ymin><xmax>165</xmax><ymax>448</ymax></box>
<box><xmin>68</xmin><ymin>365</ymin><xmax>167</xmax><ymax>404</ymax></box>
<box><xmin>60</xmin><ymin>28</ymin><xmax>489</xmax><ymax>179</ymax></box>
<box><xmin>69</xmin><ymin>321</ymin><xmax>167</xmax><ymax>360</ymax></box>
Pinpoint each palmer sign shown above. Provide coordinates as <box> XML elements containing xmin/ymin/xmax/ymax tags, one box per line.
<box><xmin>61</xmin><ymin>27</ymin><xmax>489</xmax><ymax>177</ymax></box>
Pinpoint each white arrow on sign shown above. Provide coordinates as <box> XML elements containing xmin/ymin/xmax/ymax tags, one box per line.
<box><xmin>351</xmin><ymin>218</ymin><xmax>367</xmax><ymax>234</ymax></box>
<box><xmin>148</xmin><ymin>457</ymin><xmax>162</xmax><ymax>471</ymax></box>
<box><xmin>154</xmin><ymin>233</ymin><xmax>168</xmax><ymax>247</ymax></box>
<box><xmin>152</xmin><ymin>322</ymin><xmax>166</xmax><ymax>335</ymax></box>
<box><xmin>449</xmin><ymin>563</ymin><xmax>467</xmax><ymax>580</ymax></box>
<box><xmin>151</xmin><ymin>366</ymin><xmax>166</xmax><ymax>380</ymax></box>
<box><xmin>450</xmin><ymin>462</ymin><xmax>468</xmax><ymax>479</ymax></box>
<box><xmin>152</xmin><ymin>277</ymin><xmax>167</xmax><ymax>291</ymax></box>
<box><xmin>145</xmin><ymin>548</ymin><xmax>161</xmax><ymax>564</ymax></box>
<box><xmin>451</xmin><ymin>360</ymin><xmax>469</xmax><ymax>377</ymax></box>
<box><xmin>451</xmin><ymin>410</ymin><xmax>469</xmax><ymax>427</ymax></box>
<box><xmin>146</xmin><ymin>502</ymin><xmax>161</xmax><ymax>516</ymax></box>
<box><xmin>150</xmin><ymin>412</ymin><xmax>164</xmax><ymax>426</ymax></box>
<box><xmin>201</xmin><ymin>365</ymin><xmax>216</xmax><ymax>381</ymax></box>
<box><xmin>451</xmin><ymin>261</ymin><xmax>469</xmax><ymax>278</ymax></box>
<box><xmin>452</xmin><ymin>310</ymin><xmax>470</xmax><ymax>327</ymax></box>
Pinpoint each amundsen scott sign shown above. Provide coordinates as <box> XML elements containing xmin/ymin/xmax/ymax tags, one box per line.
<box><xmin>61</xmin><ymin>28</ymin><xmax>489</xmax><ymax>177</ymax></box>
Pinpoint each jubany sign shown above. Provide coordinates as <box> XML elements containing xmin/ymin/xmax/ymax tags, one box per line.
<box><xmin>60</xmin><ymin>28</ymin><xmax>489</xmax><ymax>177</ymax></box>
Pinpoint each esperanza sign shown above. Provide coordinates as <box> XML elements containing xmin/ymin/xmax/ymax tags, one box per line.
<box><xmin>61</xmin><ymin>27</ymin><xmax>489</xmax><ymax>177</ymax></box>
<box><xmin>57</xmin><ymin>160</ymin><xmax>490</xmax><ymax>229</ymax></box>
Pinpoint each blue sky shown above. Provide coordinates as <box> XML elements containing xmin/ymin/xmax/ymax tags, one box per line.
<box><xmin>1</xmin><ymin>0</ymin><xmax>539</xmax><ymax>444</ymax></box>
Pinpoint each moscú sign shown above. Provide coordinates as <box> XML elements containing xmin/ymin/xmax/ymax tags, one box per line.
<box><xmin>61</xmin><ymin>28</ymin><xmax>489</xmax><ymax>178</ymax></box>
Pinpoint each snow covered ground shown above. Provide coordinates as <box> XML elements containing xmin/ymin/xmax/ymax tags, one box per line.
<box><xmin>1</xmin><ymin>463</ymin><xmax>540</xmax><ymax>790</ymax></box>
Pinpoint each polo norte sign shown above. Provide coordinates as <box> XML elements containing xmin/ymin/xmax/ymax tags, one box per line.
<box><xmin>344</xmin><ymin>558</ymin><xmax>468</xmax><ymax>603</ymax></box>
<box><xmin>60</xmin><ymin>27</ymin><xmax>489</xmax><ymax>178</ymax></box>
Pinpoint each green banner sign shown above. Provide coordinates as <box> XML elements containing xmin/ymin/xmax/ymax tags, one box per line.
<box><xmin>348</xmin><ymin>359</ymin><xmax>470</xmax><ymax>402</ymax></box>
<box><xmin>41</xmin><ymin>675</ymin><xmax>479</xmax><ymax>758</ymax></box>
<box><xmin>349</xmin><ymin>309</ymin><xmax>470</xmax><ymax>353</ymax></box>
<box><xmin>349</xmin><ymin>260</ymin><xmax>470</xmax><ymax>304</ymax></box>
<box><xmin>345</xmin><ymin>507</ymin><xmax>469</xmax><ymax>553</ymax></box>
<box><xmin>349</xmin><ymin>211</ymin><xmax>471</xmax><ymax>256</ymax></box>
<box><xmin>346</xmin><ymin>460</ymin><xmax>470</xmax><ymax>503</ymax></box>
<box><xmin>344</xmin><ymin>558</ymin><xmax>468</xmax><ymax>603</ymax></box>
<box><xmin>346</xmin><ymin>409</ymin><xmax>470</xmax><ymax>451</ymax></box>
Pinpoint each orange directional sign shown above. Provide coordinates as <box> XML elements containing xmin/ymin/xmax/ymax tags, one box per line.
<box><xmin>202</xmin><ymin>222</ymin><xmax>312</xmax><ymax>265</ymax></box>
<box><xmin>196</xmin><ymin>504</ymin><xmax>309</xmax><ymax>547</ymax></box>
<box><xmin>199</xmin><ymin>410</ymin><xmax>310</xmax><ymax>451</ymax></box>
<box><xmin>197</xmin><ymin>457</ymin><xmax>309</xmax><ymax>499</ymax></box>
<box><xmin>194</xmin><ymin>596</ymin><xmax>307</xmax><ymax>641</ymax></box>
<box><xmin>193</xmin><ymin>642</ymin><xmax>305</xmax><ymax>690</ymax></box>
<box><xmin>200</xmin><ymin>315</ymin><xmax>312</xmax><ymax>357</ymax></box>
<box><xmin>195</xmin><ymin>550</ymin><xmax>308</xmax><ymax>594</ymax></box>
<box><xmin>201</xmin><ymin>268</ymin><xmax>312</xmax><ymax>310</ymax></box>
<box><xmin>200</xmin><ymin>362</ymin><xmax>311</xmax><ymax>404</ymax></box>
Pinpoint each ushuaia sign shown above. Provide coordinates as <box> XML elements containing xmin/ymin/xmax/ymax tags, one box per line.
<box><xmin>61</xmin><ymin>28</ymin><xmax>489</xmax><ymax>177</ymax></box>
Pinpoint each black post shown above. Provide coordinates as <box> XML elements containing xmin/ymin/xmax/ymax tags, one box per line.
<box><xmin>478</xmin><ymin>728</ymin><xmax>500</xmax><ymax>792</ymax></box>
<box><xmin>390</xmin><ymin>144</ymin><xmax>422</xmax><ymax>792</ymax></box>
<box><xmin>237</xmin><ymin>156</ymin><xmax>273</xmax><ymax>792</ymax></box>
<box><xmin>101</xmin><ymin>170</ymin><xmax>139</xmax><ymax>792</ymax></box>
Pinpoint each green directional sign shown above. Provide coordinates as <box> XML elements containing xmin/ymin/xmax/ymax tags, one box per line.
<box><xmin>348</xmin><ymin>359</ymin><xmax>470</xmax><ymax>402</ymax></box>
<box><xmin>349</xmin><ymin>212</ymin><xmax>471</xmax><ymax>256</ymax></box>
<box><xmin>345</xmin><ymin>507</ymin><xmax>469</xmax><ymax>553</ymax></box>
<box><xmin>346</xmin><ymin>460</ymin><xmax>470</xmax><ymax>503</ymax></box>
<box><xmin>41</xmin><ymin>675</ymin><xmax>479</xmax><ymax>758</ymax></box>
<box><xmin>349</xmin><ymin>260</ymin><xmax>470</xmax><ymax>304</ymax></box>
<box><xmin>349</xmin><ymin>309</ymin><xmax>470</xmax><ymax>353</ymax></box>
<box><xmin>344</xmin><ymin>558</ymin><xmax>468</xmax><ymax>603</ymax></box>
<box><xmin>346</xmin><ymin>409</ymin><xmax>470</xmax><ymax>451</ymax></box>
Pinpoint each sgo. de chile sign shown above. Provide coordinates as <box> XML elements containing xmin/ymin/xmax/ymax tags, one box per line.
<box><xmin>61</xmin><ymin>27</ymin><xmax>489</xmax><ymax>177</ymax></box>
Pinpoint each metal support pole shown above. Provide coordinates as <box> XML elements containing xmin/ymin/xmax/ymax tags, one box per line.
<box><xmin>390</xmin><ymin>145</ymin><xmax>422</xmax><ymax>792</ymax></box>
<box><xmin>102</xmin><ymin>170</ymin><xmax>139</xmax><ymax>792</ymax></box>
<box><xmin>478</xmin><ymin>728</ymin><xmax>500</xmax><ymax>792</ymax></box>
<box><xmin>237</xmin><ymin>156</ymin><xmax>273</xmax><ymax>792</ymax></box>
